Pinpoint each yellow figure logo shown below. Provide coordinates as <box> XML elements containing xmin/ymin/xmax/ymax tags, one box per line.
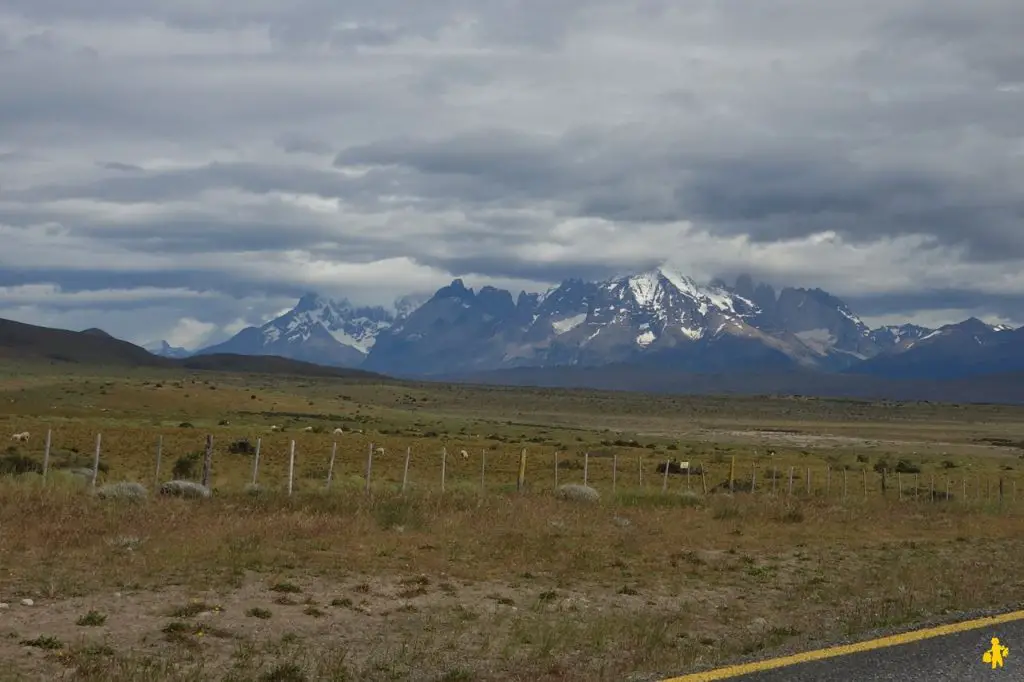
<box><xmin>983</xmin><ymin>637</ymin><xmax>1009</xmax><ymax>669</ymax></box>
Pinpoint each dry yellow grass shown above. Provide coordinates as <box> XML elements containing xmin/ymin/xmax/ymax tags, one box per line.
<box><xmin>1</xmin><ymin>362</ymin><xmax>1024</xmax><ymax>681</ymax></box>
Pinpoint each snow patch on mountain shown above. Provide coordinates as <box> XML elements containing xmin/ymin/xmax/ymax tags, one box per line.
<box><xmin>636</xmin><ymin>330</ymin><xmax>656</xmax><ymax>347</ymax></box>
<box><xmin>552</xmin><ymin>313</ymin><xmax>588</xmax><ymax>335</ymax></box>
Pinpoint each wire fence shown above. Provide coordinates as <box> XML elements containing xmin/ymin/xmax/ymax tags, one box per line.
<box><xmin>6</xmin><ymin>427</ymin><xmax>1023</xmax><ymax>508</ymax></box>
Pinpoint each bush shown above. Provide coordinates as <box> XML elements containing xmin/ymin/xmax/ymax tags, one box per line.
<box><xmin>159</xmin><ymin>480</ymin><xmax>211</xmax><ymax>498</ymax></box>
<box><xmin>95</xmin><ymin>481</ymin><xmax>148</xmax><ymax>501</ymax></box>
<box><xmin>556</xmin><ymin>484</ymin><xmax>600</xmax><ymax>503</ymax></box>
<box><xmin>228</xmin><ymin>438</ymin><xmax>256</xmax><ymax>455</ymax></box>
<box><xmin>0</xmin><ymin>452</ymin><xmax>41</xmax><ymax>476</ymax></box>
<box><xmin>894</xmin><ymin>459</ymin><xmax>921</xmax><ymax>474</ymax></box>
<box><xmin>172</xmin><ymin>452</ymin><xmax>201</xmax><ymax>479</ymax></box>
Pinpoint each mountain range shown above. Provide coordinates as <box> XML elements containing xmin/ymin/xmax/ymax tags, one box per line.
<box><xmin>149</xmin><ymin>267</ymin><xmax>1024</xmax><ymax>383</ymax></box>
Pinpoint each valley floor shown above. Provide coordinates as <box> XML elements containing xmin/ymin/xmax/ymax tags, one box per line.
<box><xmin>1</xmin><ymin>362</ymin><xmax>1023</xmax><ymax>681</ymax></box>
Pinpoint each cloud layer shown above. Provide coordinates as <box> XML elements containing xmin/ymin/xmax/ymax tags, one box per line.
<box><xmin>3</xmin><ymin>0</ymin><xmax>1024</xmax><ymax>347</ymax></box>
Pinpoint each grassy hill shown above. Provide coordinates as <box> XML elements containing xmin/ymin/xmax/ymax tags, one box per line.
<box><xmin>0</xmin><ymin>318</ymin><xmax>169</xmax><ymax>367</ymax></box>
<box><xmin>0</xmin><ymin>318</ymin><xmax>386</xmax><ymax>380</ymax></box>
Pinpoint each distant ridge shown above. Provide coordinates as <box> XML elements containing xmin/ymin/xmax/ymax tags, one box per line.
<box><xmin>195</xmin><ymin>266</ymin><xmax>1018</xmax><ymax>380</ymax></box>
<box><xmin>0</xmin><ymin>317</ymin><xmax>388</xmax><ymax>380</ymax></box>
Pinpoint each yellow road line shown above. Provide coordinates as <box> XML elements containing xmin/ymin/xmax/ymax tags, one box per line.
<box><xmin>662</xmin><ymin>609</ymin><xmax>1024</xmax><ymax>681</ymax></box>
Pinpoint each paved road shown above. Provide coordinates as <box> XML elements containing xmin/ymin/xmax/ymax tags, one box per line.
<box><xmin>662</xmin><ymin>609</ymin><xmax>1024</xmax><ymax>682</ymax></box>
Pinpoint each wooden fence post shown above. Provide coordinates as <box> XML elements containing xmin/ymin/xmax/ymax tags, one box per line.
<box><xmin>42</xmin><ymin>428</ymin><xmax>52</xmax><ymax>482</ymax></box>
<box><xmin>287</xmin><ymin>440</ymin><xmax>296</xmax><ymax>495</ymax></box>
<box><xmin>402</xmin><ymin>446</ymin><xmax>411</xmax><ymax>493</ymax></box>
<box><xmin>554</xmin><ymin>451</ymin><xmax>559</xmax><ymax>488</ymax></box>
<box><xmin>897</xmin><ymin>471</ymin><xmax>902</xmax><ymax>501</ymax></box>
<box><xmin>826</xmin><ymin>466</ymin><xmax>831</xmax><ymax>496</ymax></box>
<box><xmin>251</xmin><ymin>437</ymin><xmax>261</xmax><ymax>486</ymax></box>
<box><xmin>153</xmin><ymin>435</ymin><xmax>162</xmax><ymax>488</ymax></box>
<box><xmin>365</xmin><ymin>442</ymin><xmax>373</xmax><ymax>494</ymax></box>
<box><xmin>441</xmin><ymin>447</ymin><xmax>447</xmax><ymax>493</ymax></box>
<box><xmin>700</xmin><ymin>462</ymin><xmax>708</xmax><ymax>495</ymax></box>
<box><xmin>662</xmin><ymin>458</ymin><xmax>670</xmax><ymax>493</ymax></box>
<box><xmin>326</xmin><ymin>442</ymin><xmax>336</xmax><ymax>488</ymax></box>
<box><xmin>806</xmin><ymin>467</ymin><xmax>811</xmax><ymax>496</ymax></box>
<box><xmin>517</xmin><ymin>448</ymin><xmax>527</xmax><ymax>492</ymax></box>
<box><xmin>201</xmin><ymin>434</ymin><xmax>214</xmax><ymax>488</ymax></box>
<box><xmin>787</xmin><ymin>466</ymin><xmax>794</xmax><ymax>496</ymax></box>
<box><xmin>751</xmin><ymin>462</ymin><xmax>757</xmax><ymax>494</ymax></box>
<box><xmin>584</xmin><ymin>452</ymin><xmax>590</xmax><ymax>487</ymax></box>
<box><xmin>480</xmin><ymin>449</ymin><xmax>486</xmax><ymax>494</ymax></box>
<box><xmin>91</xmin><ymin>433</ymin><xmax>102</xmax><ymax>488</ymax></box>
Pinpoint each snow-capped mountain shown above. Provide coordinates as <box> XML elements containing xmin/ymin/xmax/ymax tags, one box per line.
<box><xmin>143</xmin><ymin>340</ymin><xmax>191</xmax><ymax>359</ymax></box>
<box><xmin>867</xmin><ymin>324</ymin><xmax>934</xmax><ymax>351</ymax></box>
<box><xmin>194</xmin><ymin>293</ymin><xmax>399</xmax><ymax>367</ymax></box>
<box><xmin>849</xmin><ymin>318</ymin><xmax>1024</xmax><ymax>379</ymax></box>
<box><xmin>189</xmin><ymin>268</ymin><xmax>1021</xmax><ymax>378</ymax></box>
<box><xmin>363</xmin><ymin>268</ymin><xmax>862</xmax><ymax>375</ymax></box>
<box><xmin>515</xmin><ymin>269</ymin><xmax>771</xmax><ymax>365</ymax></box>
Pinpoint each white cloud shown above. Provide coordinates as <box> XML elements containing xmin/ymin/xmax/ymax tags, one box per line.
<box><xmin>164</xmin><ymin>317</ymin><xmax>217</xmax><ymax>349</ymax></box>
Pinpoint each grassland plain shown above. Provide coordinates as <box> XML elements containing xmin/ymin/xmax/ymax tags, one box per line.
<box><xmin>1</xmin><ymin>360</ymin><xmax>1024</xmax><ymax>682</ymax></box>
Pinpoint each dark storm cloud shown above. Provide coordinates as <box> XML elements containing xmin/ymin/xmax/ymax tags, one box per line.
<box><xmin>333</xmin><ymin>128</ymin><xmax>1024</xmax><ymax>261</ymax></box>
<box><xmin>3</xmin><ymin>0</ymin><xmax>1024</xmax><ymax>342</ymax></box>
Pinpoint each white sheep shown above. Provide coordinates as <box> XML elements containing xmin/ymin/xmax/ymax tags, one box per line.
<box><xmin>270</xmin><ymin>425</ymin><xmax>280</xmax><ymax>431</ymax></box>
<box><xmin>302</xmin><ymin>426</ymin><xmax>313</xmax><ymax>432</ymax></box>
<box><xmin>10</xmin><ymin>432</ymin><xmax>29</xmax><ymax>442</ymax></box>
<box><xmin>375</xmin><ymin>446</ymin><xmax>385</xmax><ymax>456</ymax></box>
<box><xmin>460</xmin><ymin>449</ymin><xmax>469</xmax><ymax>460</ymax></box>
<box><xmin>333</xmin><ymin>428</ymin><xmax>344</xmax><ymax>435</ymax></box>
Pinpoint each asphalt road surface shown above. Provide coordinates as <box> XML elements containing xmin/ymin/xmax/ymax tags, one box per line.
<box><xmin>662</xmin><ymin>609</ymin><xmax>1024</xmax><ymax>682</ymax></box>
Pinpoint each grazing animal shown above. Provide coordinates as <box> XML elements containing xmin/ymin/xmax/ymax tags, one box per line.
<box><xmin>333</xmin><ymin>428</ymin><xmax>344</xmax><ymax>435</ymax></box>
<box><xmin>302</xmin><ymin>426</ymin><xmax>313</xmax><ymax>432</ymax></box>
<box><xmin>11</xmin><ymin>432</ymin><xmax>29</xmax><ymax>442</ymax></box>
<box><xmin>270</xmin><ymin>425</ymin><xmax>280</xmax><ymax>431</ymax></box>
<box><xmin>375</xmin><ymin>446</ymin><xmax>385</xmax><ymax>455</ymax></box>
<box><xmin>460</xmin><ymin>449</ymin><xmax>469</xmax><ymax>460</ymax></box>
<box><xmin>655</xmin><ymin>459</ymin><xmax>690</xmax><ymax>475</ymax></box>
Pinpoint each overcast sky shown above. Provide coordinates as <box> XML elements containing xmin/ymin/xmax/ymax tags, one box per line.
<box><xmin>2</xmin><ymin>1</ymin><xmax>1024</xmax><ymax>349</ymax></box>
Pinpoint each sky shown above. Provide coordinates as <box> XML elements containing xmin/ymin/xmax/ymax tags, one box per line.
<box><xmin>2</xmin><ymin>1</ymin><xmax>1024</xmax><ymax>349</ymax></box>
